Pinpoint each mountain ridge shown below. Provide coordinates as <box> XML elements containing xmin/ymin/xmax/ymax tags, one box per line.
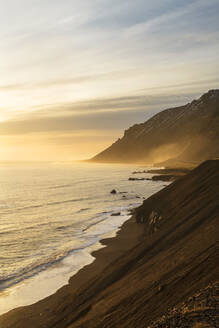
<box><xmin>91</xmin><ymin>89</ymin><xmax>219</xmax><ymax>165</ymax></box>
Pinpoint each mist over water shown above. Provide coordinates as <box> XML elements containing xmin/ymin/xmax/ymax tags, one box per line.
<box><xmin>0</xmin><ymin>162</ymin><xmax>165</xmax><ymax>314</ymax></box>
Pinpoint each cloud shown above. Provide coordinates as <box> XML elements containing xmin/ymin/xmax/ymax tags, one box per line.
<box><xmin>0</xmin><ymin>69</ymin><xmax>136</xmax><ymax>91</ymax></box>
<box><xmin>0</xmin><ymin>0</ymin><xmax>219</xmax><ymax>137</ymax></box>
<box><xmin>0</xmin><ymin>0</ymin><xmax>218</xmax><ymax>160</ymax></box>
<box><xmin>138</xmin><ymin>78</ymin><xmax>219</xmax><ymax>93</ymax></box>
<box><xmin>0</xmin><ymin>91</ymin><xmax>201</xmax><ymax>136</ymax></box>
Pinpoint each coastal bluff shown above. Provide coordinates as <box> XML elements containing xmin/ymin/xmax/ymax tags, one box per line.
<box><xmin>0</xmin><ymin>160</ymin><xmax>218</xmax><ymax>328</ymax></box>
<box><xmin>91</xmin><ymin>90</ymin><xmax>219</xmax><ymax>166</ymax></box>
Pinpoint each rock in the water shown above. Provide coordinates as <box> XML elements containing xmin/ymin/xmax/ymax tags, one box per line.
<box><xmin>129</xmin><ymin>177</ymin><xmax>150</xmax><ymax>181</ymax></box>
<box><xmin>132</xmin><ymin>170</ymin><xmax>147</xmax><ymax>174</ymax></box>
<box><xmin>111</xmin><ymin>212</ymin><xmax>121</xmax><ymax>216</ymax></box>
<box><xmin>110</xmin><ymin>189</ymin><xmax>117</xmax><ymax>194</ymax></box>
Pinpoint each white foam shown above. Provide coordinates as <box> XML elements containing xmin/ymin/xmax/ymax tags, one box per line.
<box><xmin>0</xmin><ymin>213</ymin><xmax>131</xmax><ymax>315</ymax></box>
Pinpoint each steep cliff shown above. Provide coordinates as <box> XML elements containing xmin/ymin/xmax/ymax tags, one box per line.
<box><xmin>91</xmin><ymin>90</ymin><xmax>219</xmax><ymax>165</ymax></box>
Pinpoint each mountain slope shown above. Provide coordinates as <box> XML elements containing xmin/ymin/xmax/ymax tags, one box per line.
<box><xmin>91</xmin><ymin>90</ymin><xmax>219</xmax><ymax>165</ymax></box>
<box><xmin>0</xmin><ymin>160</ymin><xmax>218</xmax><ymax>328</ymax></box>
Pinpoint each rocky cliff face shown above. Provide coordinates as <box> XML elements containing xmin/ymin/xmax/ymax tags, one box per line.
<box><xmin>148</xmin><ymin>282</ymin><xmax>218</xmax><ymax>328</ymax></box>
<box><xmin>91</xmin><ymin>90</ymin><xmax>219</xmax><ymax>165</ymax></box>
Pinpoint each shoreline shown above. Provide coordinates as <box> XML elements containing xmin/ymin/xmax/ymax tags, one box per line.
<box><xmin>0</xmin><ymin>209</ymin><xmax>135</xmax><ymax>316</ymax></box>
<box><xmin>0</xmin><ymin>206</ymin><xmax>146</xmax><ymax>327</ymax></box>
<box><xmin>0</xmin><ymin>160</ymin><xmax>218</xmax><ymax>328</ymax></box>
<box><xmin>0</xmin><ymin>163</ymin><xmax>164</xmax><ymax>316</ymax></box>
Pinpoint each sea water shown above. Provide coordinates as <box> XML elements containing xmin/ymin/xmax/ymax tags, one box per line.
<box><xmin>0</xmin><ymin>162</ymin><xmax>165</xmax><ymax>314</ymax></box>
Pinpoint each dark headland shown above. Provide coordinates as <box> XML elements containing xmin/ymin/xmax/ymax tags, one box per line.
<box><xmin>0</xmin><ymin>160</ymin><xmax>218</xmax><ymax>328</ymax></box>
<box><xmin>91</xmin><ymin>89</ymin><xmax>219</xmax><ymax>167</ymax></box>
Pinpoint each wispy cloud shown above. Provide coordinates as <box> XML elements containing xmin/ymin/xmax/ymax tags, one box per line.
<box><xmin>0</xmin><ymin>0</ymin><xmax>218</xmax><ymax>159</ymax></box>
<box><xmin>0</xmin><ymin>69</ymin><xmax>137</xmax><ymax>91</ymax></box>
<box><xmin>124</xmin><ymin>0</ymin><xmax>218</xmax><ymax>36</ymax></box>
<box><xmin>0</xmin><ymin>91</ymin><xmax>201</xmax><ymax>136</ymax></box>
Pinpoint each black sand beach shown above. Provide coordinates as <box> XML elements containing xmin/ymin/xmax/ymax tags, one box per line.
<box><xmin>0</xmin><ymin>160</ymin><xmax>218</xmax><ymax>328</ymax></box>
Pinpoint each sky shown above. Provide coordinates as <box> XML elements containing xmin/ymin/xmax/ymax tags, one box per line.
<box><xmin>0</xmin><ymin>0</ymin><xmax>219</xmax><ymax>161</ymax></box>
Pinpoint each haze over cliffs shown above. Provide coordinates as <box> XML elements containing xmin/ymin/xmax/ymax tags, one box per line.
<box><xmin>92</xmin><ymin>90</ymin><xmax>219</xmax><ymax>165</ymax></box>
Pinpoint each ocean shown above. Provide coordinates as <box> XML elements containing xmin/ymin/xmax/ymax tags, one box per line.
<box><xmin>0</xmin><ymin>162</ymin><xmax>165</xmax><ymax>315</ymax></box>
